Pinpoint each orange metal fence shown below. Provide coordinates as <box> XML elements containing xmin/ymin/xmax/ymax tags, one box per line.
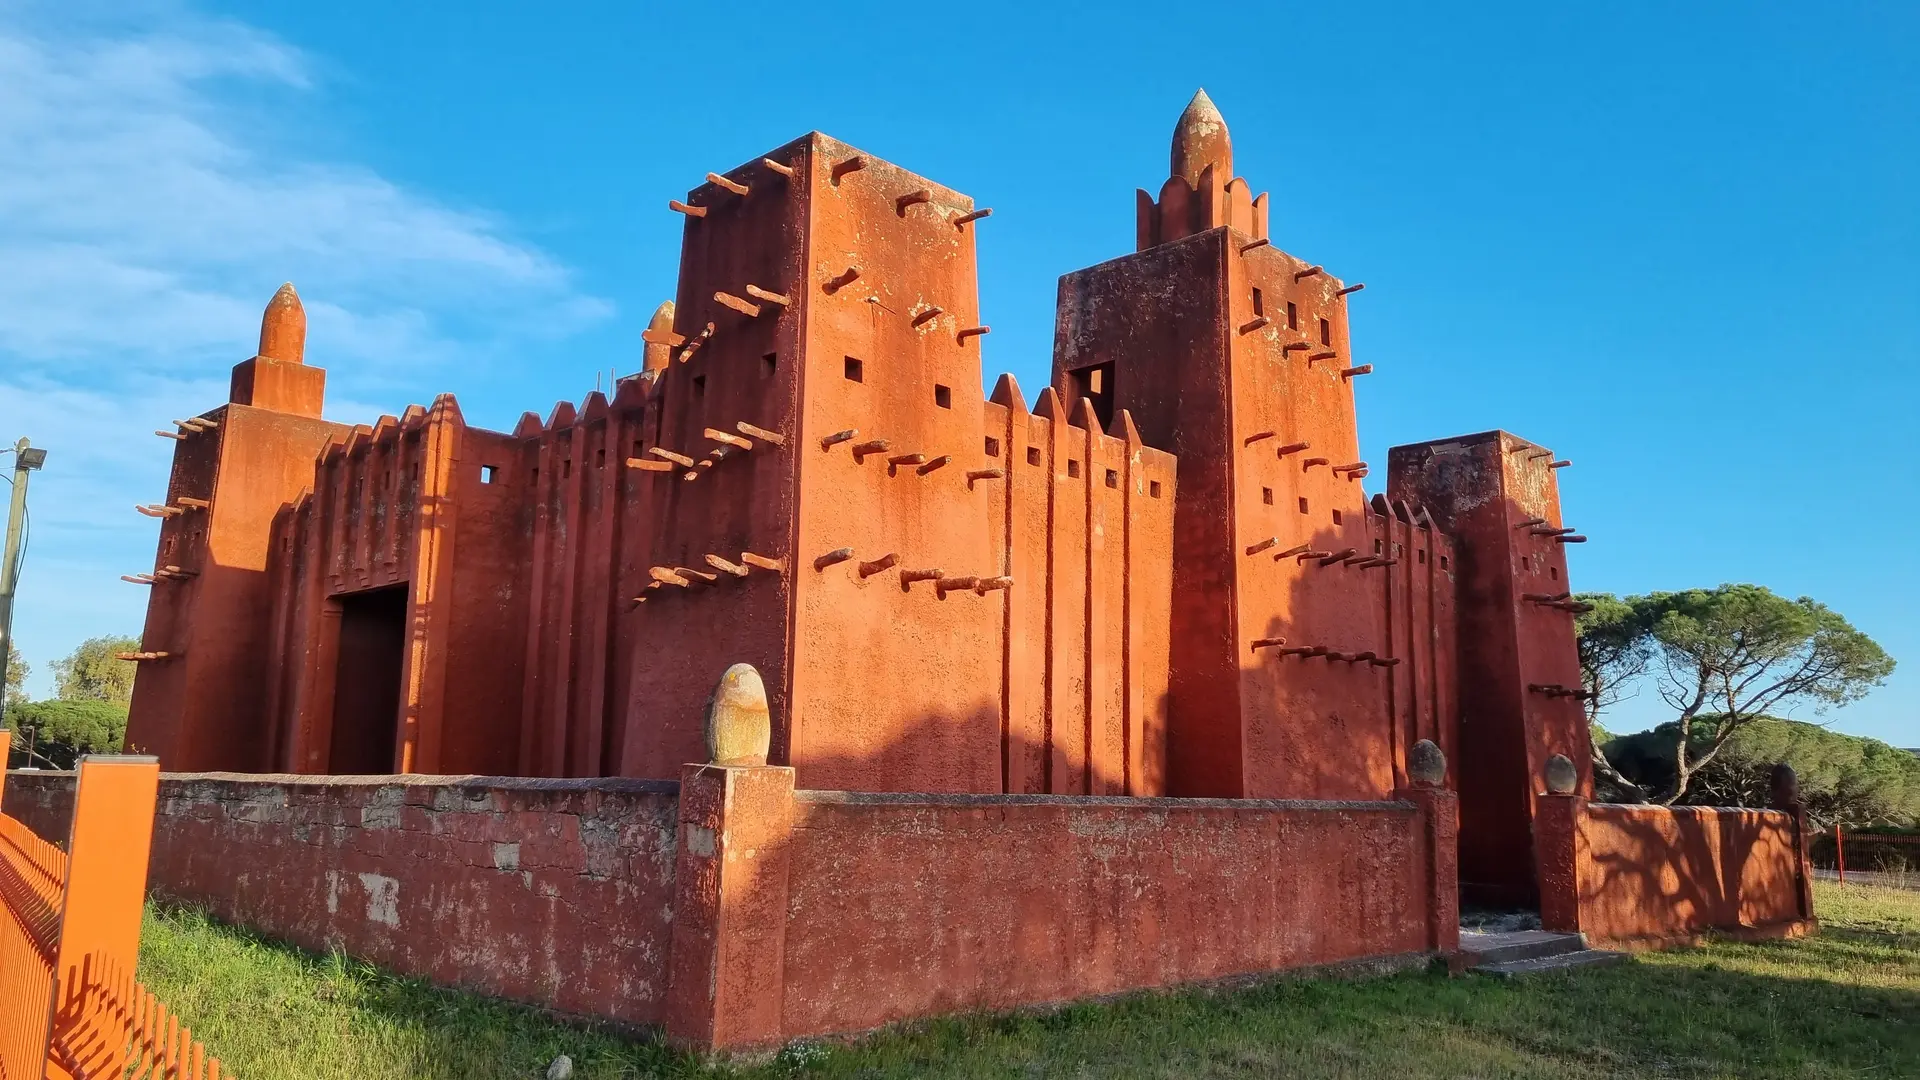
<box><xmin>0</xmin><ymin>741</ymin><xmax>222</xmax><ymax>1079</ymax></box>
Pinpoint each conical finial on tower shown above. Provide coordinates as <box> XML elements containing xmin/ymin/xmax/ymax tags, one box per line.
<box><xmin>1170</xmin><ymin>89</ymin><xmax>1232</xmax><ymax>187</ymax></box>
<box><xmin>643</xmin><ymin>300</ymin><xmax>676</xmax><ymax>374</ymax></box>
<box><xmin>258</xmin><ymin>282</ymin><xmax>306</xmax><ymax>365</ymax></box>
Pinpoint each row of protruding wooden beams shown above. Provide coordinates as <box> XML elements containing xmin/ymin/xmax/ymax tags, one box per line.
<box><xmin>1246</xmin><ymin>639</ymin><xmax>1403</xmax><ymax>667</ymax></box>
<box><xmin>810</xmin><ymin>546</ymin><xmax>1013</xmax><ymax>596</ymax></box>
<box><xmin>669</xmin><ymin>152</ymin><xmax>992</xmax><ymax>232</ymax></box>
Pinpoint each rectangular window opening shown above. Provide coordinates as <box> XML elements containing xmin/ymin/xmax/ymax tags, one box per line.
<box><xmin>1440</xmin><ymin>555</ymin><xmax>1450</xmax><ymax>570</ymax></box>
<box><xmin>844</xmin><ymin>356</ymin><xmax>863</xmax><ymax>382</ymax></box>
<box><xmin>1067</xmin><ymin>460</ymin><xmax>1081</xmax><ymax>479</ymax></box>
<box><xmin>1332</xmin><ymin>509</ymin><xmax>1343</xmax><ymax>525</ymax></box>
<box><xmin>1068</xmin><ymin>362</ymin><xmax>1116</xmax><ymax>431</ymax></box>
<box><xmin>1149</xmin><ymin>480</ymin><xmax>1162</xmax><ymax>498</ymax></box>
<box><xmin>1286</xmin><ymin>301</ymin><xmax>1298</xmax><ymax>330</ymax></box>
<box><xmin>935</xmin><ymin>384</ymin><xmax>952</xmax><ymax>409</ymax></box>
<box><xmin>632</xmin><ymin>439</ymin><xmax>645</xmax><ymax>458</ymax></box>
<box><xmin>1251</xmin><ymin>287</ymin><xmax>1265</xmax><ymax>317</ymax></box>
<box><xmin>1374</xmin><ymin>539</ymin><xmax>1384</xmax><ymax>554</ymax></box>
<box><xmin>561</xmin><ymin>460</ymin><xmax>572</xmax><ymax>479</ymax></box>
<box><xmin>1104</xmin><ymin>468</ymin><xmax>1118</xmax><ymax>489</ymax></box>
<box><xmin>1550</xmin><ymin>565</ymin><xmax>1559</xmax><ymax>580</ymax></box>
<box><xmin>763</xmin><ymin>352</ymin><xmax>777</xmax><ymax>375</ymax></box>
<box><xmin>481</xmin><ymin>465</ymin><xmax>499</xmax><ymax>484</ymax></box>
<box><xmin>1298</xmin><ymin>497</ymin><xmax>1309</xmax><ymax>514</ymax></box>
<box><xmin>1262</xmin><ymin>487</ymin><xmax>1273</xmax><ymax>505</ymax></box>
<box><xmin>1418</xmin><ymin>549</ymin><xmax>1427</xmax><ymax>564</ymax></box>
<box><xmin>1027</xmin><ymin>446</ymin><xmax>1041</xmax><ymax>467</ymax></box>
<box><xmin>693</xmin><ymin>375</ymin><xmax>706</xmax><ymax>396</ymax></box>
<box><xmin>595</xmin><ymin>448</ymin><xmax>606</xmax><ymax>468</ymax></box>
<box><xmin>1320</xmin><ymin>317</ymin><xmax>1332</xmax><ymax>346</ymax></box>
<box><xmin>985</xmin><ymin>437</ymin><xmax>1001</xmax><ymax>458</ymax></box>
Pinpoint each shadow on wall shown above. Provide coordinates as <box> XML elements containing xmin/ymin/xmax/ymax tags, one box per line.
<box><xmin>1580</xmin><ymin>804</ymin><xmax>1804</xmax><ymax>941</ymax></box>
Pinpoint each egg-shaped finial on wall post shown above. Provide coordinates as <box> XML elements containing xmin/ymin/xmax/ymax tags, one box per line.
<box><xmin>1407</xmin><ymin>739</ymin><xmax>1447</xmax><ymax>787</ymax></box>
<box><xmin>258</xmin><ymin>282</ymin><xmax>307</xmax><ymax>364</ymax></box>
<box><xmin>1769</xmin><ymin>762</ymin><xmax>1801</xmax><ymax>810</ymax></box>
<box><xmin>1170</xmin><ymin>89</ymin><xmax>1232</xmax><ymax>188</ymax></box>
<box><xmin>1544</xmin><ymin>753</ymin><xmax>1579</xmax><ymax>795</ymax></box>
<box><xmin>704</xmin><ymin>663</ymin><xmax>771</xmax><ymax>767</ymax></box>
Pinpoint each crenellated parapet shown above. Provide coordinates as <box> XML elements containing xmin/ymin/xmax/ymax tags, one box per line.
<box><xmin>1137</xmin><ymin>91</ymin><xmax>1269</xmax><ymax>251</ymax></box>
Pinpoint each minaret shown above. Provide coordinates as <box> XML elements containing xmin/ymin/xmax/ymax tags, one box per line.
<box><xmin>124</xmin><ymin>282</ymin><xmax>345</xmax><ymax>770</ymax></box>
<box><xmin>1058</xmin><ymin>92</ymin><xmax>1436</xmax><ymax>801</ymax></box>
<box><xmin>1136</xmin><ymin>89</ymin><xmax>1268</xmax><ymax>251</ymax></box>
<box><xmin>642</xmin><ymin>300</ymin><xmax>676</xmax><ymax>376</ymax></box>
<box><xmin>229</xmin><ymin>282</ymin><xmax>326</xmax><ymax>417</ymax></box>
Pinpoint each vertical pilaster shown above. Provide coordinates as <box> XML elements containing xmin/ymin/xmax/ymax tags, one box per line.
<box><xmin>664</xmin><ymin>763</ymin><xmax>796</xmax><ymax>1053</ymax></box>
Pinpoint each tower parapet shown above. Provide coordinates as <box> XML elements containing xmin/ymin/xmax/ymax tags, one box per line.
<box><xmin>1137</xmin><ymin>91</ymin><xmax>1269</xmax><ymax>251</ymax></box>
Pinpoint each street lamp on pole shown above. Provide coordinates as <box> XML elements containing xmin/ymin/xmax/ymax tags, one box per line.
<box><xmin>0</xmin><ymin>437</ymin><xmax>48</xmax><ymax>734</ymax></box>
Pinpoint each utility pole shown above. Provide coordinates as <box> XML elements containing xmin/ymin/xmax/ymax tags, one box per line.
<box><xmin>0</xmin><ymin>437</ymin><xmax>48</xmax><ymax>730</ymax></box>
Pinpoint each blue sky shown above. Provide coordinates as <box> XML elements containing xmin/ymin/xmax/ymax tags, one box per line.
<box><xmin>0</xmin><ymin>1</ymin><xmax>1912</xmax><ymax>746</ymax></box>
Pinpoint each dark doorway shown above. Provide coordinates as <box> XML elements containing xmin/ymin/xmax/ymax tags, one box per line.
<box><xmin>329</xmin><ymin>585</ymin><xmax>409</xmax><ymax>773</ymax></box>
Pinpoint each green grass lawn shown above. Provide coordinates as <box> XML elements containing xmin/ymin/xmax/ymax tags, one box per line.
<box><xmin>141</xmin><ymin>880</ymin><xmax>1920</xmax><ymax>1079</ymax></box>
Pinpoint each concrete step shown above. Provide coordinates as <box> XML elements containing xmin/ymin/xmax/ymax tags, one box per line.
<box><xmin>1458</xmin><ymin>929</ymin><xmax>1587</xmax><ymax>967</ymax></box>
<box><xmin>1473</xmin><ymin>949</ymin><xmax>1629</xmax><ymax>978</ymax></box>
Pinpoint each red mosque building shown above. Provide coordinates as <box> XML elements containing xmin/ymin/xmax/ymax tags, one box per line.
<box><xmin>124</xmin><ymin>91</ymin><xmax>1592</xmax><ymax>906</ymax></box>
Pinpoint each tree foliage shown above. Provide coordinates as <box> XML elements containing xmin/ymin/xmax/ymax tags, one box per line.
<box><xmin>5</xmin><ymin>699</ymin><xmax>129</xmax><ymax>769</ymax></box>
<box><xmin>51</xmin><ymin>635</ymin><xmax>140</xmax><ymax>708</ymax></box>
<box><xmin>2</xmin><ymin>641</ymin><xmax>25</xmax><ymax>711</ymax></box>
<box><xmin>1576</xmin><ymin>585</ymin><xmax>1893</xmax><ymax>805</ymax></box>
<box><xmin>1605</xmin><ymin>717</ymin><xmax>1920</xmax><ymax>827</ymax></box>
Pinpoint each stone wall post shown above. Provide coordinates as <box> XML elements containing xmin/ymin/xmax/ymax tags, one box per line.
<box><xmin>664</xmin><ymin>664</ymin><xmax>797</xmax><ymax>1054</ymax></box>
<box><xmin>1400</xmin><ymin>739</ymin><xmax>1459</xmax><ymax>956</ymax></box>
<box><xmin>1534</xmin><ymin>754</ymin><xmax>1587</xmax><ymax>934</ymax></box>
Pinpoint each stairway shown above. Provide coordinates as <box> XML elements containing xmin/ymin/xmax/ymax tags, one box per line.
<box><xmin>1459</xmin><ymin>928</ymin><xmax>1628</xmax><ymax>977</ymax></box>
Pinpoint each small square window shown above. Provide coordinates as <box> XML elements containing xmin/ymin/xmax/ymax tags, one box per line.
<box><xmin>1105</xmin><ymin>468</ymin><xmax>1118</xmax><ymax>488</ymax></box>
<box><xmin>1522</xmin><ymin>555</ymin><xmax>1531</xmax><ymax>570</ymax></box>
<box><xmin>1332</xmin><ymin>509</ymin><xmax>1343</xmax><ymax>525</ymax></box>
<box><xmin>1262</xmin><ymin>487</ymin><xmax>1273</xmax><ymax>505</ymax></box>
<box><xmin>1298</xmin><ymin>497</ymin><xmax>1309</xmax><ymax>514</ymax></box>
<box><xmin>1418</xmin><ymin>549</ymin><xmax>1427</xmax><ymax>564</ymax></box>
<box><xmin>1440</xmin><ymin>555</ymin><xmax>1450</xmax><ymax>570</ymax></box>
<box><xmin>845</xmin><ymin>356</ymin><xmax>863</xmax><ymax>382</ymax></box>
<box><xmin>1149</xmin><ymin>480</ymin><xmax>1162</xmax><ymax>498</ymax></box>
<box><xmin>693</xmin><ymin>375</ymin><xmax>706</xmax><ymax>396</ymax></box>
<box><xmin>1374</xmin><ymin>539</ymin><xmax>1384</xmax><ymax>554</ymax></box>
<box><xmin>1027</xmin><ymin>446</ymin><xmax>1041</xmax><ymax>467</ymax></box>
<box><xmin>482</xmin><ymin>465</ymin><xmax>499</xmax><ymax>484</ymax></box>
<box><xmin>985</xmin><ymin>437</ymin><xmax>1001</xmax><ymax>457</ymax></box>
<box><xmin>935</xmin><ymin>384</ymin><xmax>952</xmax><ymax>408</ymax></box>
<box><xmin>1550</xmin><ymin>565</ymin><xmax>1559</xmax><ymax>580</ymax></box>
<box><xmin>1287</xmin><ymin>301</ymin><xmax>1298</xmax><ymax>330</ymax></box>
<box><xmin>1067</xmin><ymin>460</ymin><xmax>1081</xmax><ymax>479</ymax></box>
<box><xmin>1319</xmin><ymin>317</ymin><xmax>1332</xmax><ymax>346</ymax></box>
<box><xmin>763</xmin><ymin>352</ymin><xmax>777</xmax><ymax>375</ymax></box>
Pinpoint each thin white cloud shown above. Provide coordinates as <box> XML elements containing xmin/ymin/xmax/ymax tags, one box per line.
<box><xmin>0</xmin><ymin>4</ymin><xmax>610</xmax><ymax>694</ymax></box>
<box><xmin>0</xmin><ymin>6</ymin><xmax>609</xmax><ymax>367</ymax></box>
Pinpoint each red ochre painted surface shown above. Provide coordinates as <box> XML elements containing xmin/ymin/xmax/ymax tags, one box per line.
<box><xmin>5</xmin><ymin>768</ymin><xmax>1455</xmax><ymax>1050</ymax></box>
<box><xmin>3</xmin><ymin>771</ymin><xmax>681</xmax><ymax>1029</ymax></box>
<box><xmin>120</xmin><ymin>92</ymin><xmax>1576</xmax><ymax>824</ymax></box>
<box><xmin>89</xmin><ymin>91</ymin><xmax>1819</xmax><ymax>1052</ymax></box>
<box><xmin>1535</xmin><ymin>795</ymin><xmax>1815</xmax><ymax>950</ymax></box>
